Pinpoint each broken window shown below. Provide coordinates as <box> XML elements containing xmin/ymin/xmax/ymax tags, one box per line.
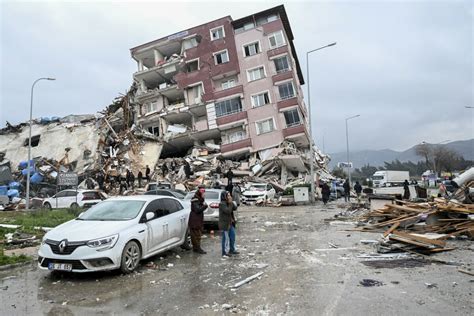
<box><xmin>148</xmin><ymin>126</ymin><xmax>159</xmax><ymax>136</ymax></box>
<box><xmin>221</xmin><ymin>78</ymin><xmax>236</xmax><ymax>90</ymax></box>
<box><xmin>247</xmin><ymin>66</ymin><xmax>265</xmax><ymax>81</ymax></box>
<box><xmin>145</xmin><ymin>102</ymin><xmax>158</xmax><ymax>114</ymax></box>
<box><xmin>274</xmin><ymin>55</ymin><xmax>290</xmax><ymax>73</ymax></box>
<box><xmin>256</xmin><ymin>14</ymin><xmax>279</xmax><ymax>26</ymax></box>
<box><xmin>251</xmin><ymin>92</ymin><xmax>270</xmax><ymax>108</ymax></box>
<box><xmin>278</xmin><ymin>81</ymin><xmax>295</xmax><ymax>100</ymax></box>
<box><xmin>284</xmin><ymin>109</ymin><xmax>301</xmax><ymax>127</ymax></box>
<box><xmin>268</xmin><ymin>30</ymin><xmax>285</xmax><ymax>49</ymax></box>
<box><xmin>223</xmin><ymin>130</ymin><xmax>246</xmax><ymax>144</ymax></box>
<box><xmin>244</xmin><ymin>42</ymin><xmax>260</xmax><ymax>57</ymax></box>
<box><xmin>24</xmin><ymin>135</ymin><xmax>40</xmax><ymax>147</ymax></box>
<box><xmin>256</xmin><ymin>118</ymin><xmax>275</xmax><ymax>135</ymax></box>
<box><xmin>186</xmin><ymin>59</ymin><xmax>199</xmax><ymax>72</ymax></box>
<box><xmin>182</xmin><ymin>37</ymin><xmax>198</xmax><ymax>50</ymax></box>
<box><xmin>214</xmin><ymin>50</ymin><xmax>229</xmax><ymax>65</ymax></box>
<box><xmin>210</xmin><ymin>26</ymin><xmax>225</xmax><ymax>40</ymax></box>
<box><xmin>215</xmin><ymin>97</ymin><xmax>242</xmax><ymax>117</ymax></box>
<box><xmin>188</xmin><ymin>84</ymin><xmax>203</xmax><ymax>104</ymax></box>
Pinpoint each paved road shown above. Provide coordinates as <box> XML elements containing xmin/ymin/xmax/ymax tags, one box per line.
<box><xmin>1</xmin><ymin>203</ymin><xmax>473</xmax><ymax>315</ymax></box>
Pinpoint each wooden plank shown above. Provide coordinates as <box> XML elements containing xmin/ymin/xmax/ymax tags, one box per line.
<box><xmin>392</xmin><ymin>231</ymin><xmax>447</xmax><ymax>247</ymax></box>
<box><xmin>389</xmin><ymin>235</ymin><xmax>437</xmax><ymax>249</ymax></box>
<box><xmin>458</xmin><ymin>269</ymin><xmax>474</xmax><ymax>276</ymax></box>
<box><xmin>385</xmin><ymin>204</ymin><xmax>426</xmax><ymax>213</ymax></box>
<box><xmin>383</xmin><ymin>222</ymin><xmax>400</xmax><ymax>237</ymax></box>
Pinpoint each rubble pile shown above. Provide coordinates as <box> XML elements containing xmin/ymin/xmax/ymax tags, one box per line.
<box><xmin>356</xmin><ymin>198</ymin><xmax>473</xmax><ymax>255</ymax></box>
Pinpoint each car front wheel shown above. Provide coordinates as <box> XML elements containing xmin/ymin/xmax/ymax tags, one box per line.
<box><xmin>120</xmin><ymin>241</ymin><xmax>141</xmax><ymax>273</ymax></box>
<box><xmin>43</xmin><ymin>202</ymin><xmax>52</xmax><ymax>210</ymax></box>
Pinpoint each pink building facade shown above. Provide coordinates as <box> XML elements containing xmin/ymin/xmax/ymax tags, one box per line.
<box><xmin>129</xmin><ymin>5</ymin><xmax>310</xmax><ymax>159</ymax></box>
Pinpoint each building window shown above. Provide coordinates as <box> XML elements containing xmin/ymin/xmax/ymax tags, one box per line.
<box><xmin>256</xmin><ymin>14</ymin><xmax>279</xmax><ymax>26</ymax></box>
<box><xmin>221</xmin><ymin>79</ymin><xmax>236</xmax><ymax>90</ymax></box>
<box><xmin>148</xmin><ymin>126</ymin><xmax>160</xmax><ymax>136</ymax></box>
<box><xmin>268</xmin><ymin>30</ymin><xmax>286</xmax><ymax>49</ymax></box>
<box><xmin>24</xmin><ymin>135</ymin><xmax>40</xmax><ymax>147</ymax></box>
<box><xmin>186</xmin><ymin>59</ymin><xmax>199</xmax><ymax>72</ymax></box>
<box><xmin>251</xmin><ymin>92</ymin><xmax>270</xmax><ymax>108</ymax></box>
<box><xmin>215</xmin><ymin>97</ymin><xmax>242</xmax><ymax>117</ymax></box>
<box><xmin>182</xmin><ymin>37</ymin><xmax>198</xmax><ymax>50</ymax></box>
<box><xmin>214</xmin><ymin>50</ymin><xmax>229</xmax><ymax>65</ymax></box>
<box><xmin>274</xmin><ymin>55</ymin><xmax>290</xmax><ymax>73</ymax></box>
<box><xmin>223</xmin><ymin>130</ymin><xmax>246</xmax><ymax>144</ymax></box>
<box><xmin>243</xmin><ymin>42</ymin><xmax>260</xmax><ymax>57</ymax></box>
<box><xmin>247</xmin><ymin>66</ymin><xmax>265</xmax><ymax>82</ymax></box>
<box><xmin>278</xmin><ymin>81</ymin><xmax>295</xmax><ymax>100</ymax></box>
<box><xmin>145</xmin><ymin>101</ymin><xmax>159</xmax><ymax>113</ymax></box>
<box><xmin>256</xmin><ymin>118</ymin><xmax>275</xmax><ymax>135</ymax></box>
<box><xmin>210</xmin><ymin>26</ymin><xmax>225</xmax><ymax>40</ymax></box>
<box><xmin>188</xmin><ymin>84</ymin><xmax>203</xmax><ymax>104</ymax></box>
<box><xmin>284</xmin><ymin>109</ymin><xmax>301</xmax><ymax>127</ymax></box>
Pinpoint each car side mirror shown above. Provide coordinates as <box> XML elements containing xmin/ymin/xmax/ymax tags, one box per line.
<box><xmin>145</xmin><ymin>212</ymin><xmax>155</xmax><ymax>221</ymax></box>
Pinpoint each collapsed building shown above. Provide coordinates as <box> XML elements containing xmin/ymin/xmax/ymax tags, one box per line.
<box><xmin>0</xmin><ymin>5</ymin><xmax>330</xmax><ymax>203</ymax></box>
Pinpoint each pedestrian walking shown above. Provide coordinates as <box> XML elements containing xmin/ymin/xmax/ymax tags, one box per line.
<box><xmin>321</xmin><ymin>182</ymin><xmax>331</xmax><ymax>205</ymax></box>
<box><xmin>219</xmin><ymin>191</ymin><xmax>239</xmax><ymax>257</ymax></box>
<box><xmin>403</xmin><ymin>179</ymin><xmax>411</xmax><ymax>200</ymax></box>
<box><xmin>145</xmin><ymin>165</ymin><xmax>151</xmax><ymax>182</ymax></box>
<box><xmin>354</xmin><ymin>181</ymin><xmax>363</xmax><ymax>203</ymax></box>
<box><xmin>137</xmin><ymin>171</ymin><xmax>143</xmax><ymax>188</ymax></box>
<box><xmin>343</xmin><ymin>179</ymin><xmax>351</xmax><ymax>202</ymax></box>
<box><xmin>189</xmin><ymin>186</ymin><xmax>208</xmax><ymax>254</ymax></box>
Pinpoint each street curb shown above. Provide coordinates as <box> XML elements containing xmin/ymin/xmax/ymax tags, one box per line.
<box><xmin>0</xmin><ymin>260</ymin><xmax>34</xmax><ymax>271</ymax></box>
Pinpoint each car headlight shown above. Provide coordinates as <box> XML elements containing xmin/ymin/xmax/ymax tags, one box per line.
<box><xmin>87</xmin><ymin>234</ymin><xmax>118</xmax><ymax>250</ymax></box>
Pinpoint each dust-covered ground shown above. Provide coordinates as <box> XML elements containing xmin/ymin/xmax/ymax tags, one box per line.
<box><xmin>1</xmin><ymin>202</ymin><xmax>473</xmax><ymax>315</ymax></box>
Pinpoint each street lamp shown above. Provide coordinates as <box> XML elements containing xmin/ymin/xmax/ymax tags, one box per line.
<box><xmin>345</xmin><ymin>114</ymin><xmax>360</xmax><ymax>186</ymax></box>
<box><xmin>26</xmin><ymin>77</ymin><xmax>55</xmax><ymax>210</ymax></box>
<box><xmin>306</xmin><ymin>42</ymin><xmax>337</xmax><ymax>204</ymax></box>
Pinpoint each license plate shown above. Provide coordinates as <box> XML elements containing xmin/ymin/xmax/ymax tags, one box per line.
<box><xmin>48</xmin><ymin>263</ymin><xmax>73</xmax><ymax>271</ymax></box>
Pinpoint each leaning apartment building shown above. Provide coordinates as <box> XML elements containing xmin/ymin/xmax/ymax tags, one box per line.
<box><xmin>130</xmin><ymin>5</ymin><xmax>310</xmax><ymax>160</ymax></box>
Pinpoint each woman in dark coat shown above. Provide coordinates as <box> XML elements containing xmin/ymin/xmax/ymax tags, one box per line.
<box><xmin>189</xmin><ymin>186</ymin><xmax>208</xmax><ymax>254</ymax></box>
<box><xmin>321</xmin><ymin>182</ymin><xmax>331</xmax><ymax>205</ymax></box>
<box><xmin>219</xmin><ymin>191</ymin><xmax>238</xmax><ymax>257</ymax></box>
<box><xmin>403</xmin><ymin>180</ymin><xmax>410</xmax><ymax>200</ymax></box>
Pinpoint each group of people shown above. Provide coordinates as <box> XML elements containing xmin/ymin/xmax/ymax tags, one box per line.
<box><xmin>320</xmin><ymin>178</ymin><xmax>364</xmax><ymax>205</ymax></box>
<box><xmin>188</xmin><ymin>186</ymin><xmax>239</xmax><ymax>257</ymax></box>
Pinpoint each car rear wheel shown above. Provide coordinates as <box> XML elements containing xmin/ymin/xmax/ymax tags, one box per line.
<box><xmin>70</xmin><ymin>202</ymin><xmax>79</xmax><ymax>209</ymax></box>
<box><xmin>43</xmin><ymin>202</ymin><xmax>52</xmax><ymax>210</ymax></box>
<box><xmin>120</xmin><ymin>241</ymin><xmax>141</xmax><ymax>273</ymax></box>
<box><xmin>180</xmin><ymin>229</ymin><xmax>192</xmax><ymax>250</ymax></box>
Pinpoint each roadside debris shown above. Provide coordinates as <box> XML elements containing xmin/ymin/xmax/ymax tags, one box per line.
<box><xmin>232</xmin><ymin>271</ymin><xmax>264</xmax><ymax>289</ymax></box>
<box><xmin>359</xmin><ymin>279</ymin><xmax>384</xmax><ymax>287</ymax></box>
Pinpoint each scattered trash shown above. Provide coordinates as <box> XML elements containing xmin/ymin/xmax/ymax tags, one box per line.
<box><xmin>359</xmin><ymin>279</ymin><xmax>384</xmax><ymax>287</ymax></box>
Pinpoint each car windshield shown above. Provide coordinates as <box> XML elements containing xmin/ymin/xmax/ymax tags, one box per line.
<box><xmin>79</xmin><ymin>200</ymin><xmax>145</xmax><ymax>221</ymax></box>
<box><xmin>372</xmin><ymin>176</ymin><xmax>384</xmax><ymax>180</ymax></box>
<box><xmin>185</xmin><ymin>191</ymin><xmax>219</xmax><ymax>200</ymax></box>
<box><xmin>248</xmin><ymin>184</ymin><xmax>266</xmax><ymax>191</ymax></box>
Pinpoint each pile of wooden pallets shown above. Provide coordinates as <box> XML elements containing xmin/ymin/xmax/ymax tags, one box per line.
<box><xmin>357</xmin><ymin>198</ymin><xmax>474</xmax><ymax>254</ymax></box>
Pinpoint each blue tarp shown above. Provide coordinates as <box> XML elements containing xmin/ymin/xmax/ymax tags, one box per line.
<box><xmin>31</xmin><ymin>173</ymin><xmax>43</xmax><ymax>184</ymax></box>
<box><xmin>7</xmin><ymin>189</ymin><xmax>19</xmax><ymax>198</ymax></box>
<box><xmin>0</xmin><ymin>185</ymin><xmax>7</xmax><ymax>195</ymax></box>
<box><xmin>19</xmin><ymin>160</ymin><xmax>34</xmax><ymax>170</ymax></box>
<box><xmin>21</xmin><ymin>167</ymin><xmax>35</xmax><ymax>176</ymax></box>
<box><xmin>8</xmin><ymin>181</ymin><xmax>21</xmax><ymax>190</ymax></box>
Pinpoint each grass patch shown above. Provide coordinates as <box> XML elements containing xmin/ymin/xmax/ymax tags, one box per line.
<box><xmin>0</xmin><ymin>208</ymin><xmax>81</xmax><ymax>229</ymax></box>
<box><xmin>0</xmin><ymin>247</ymin><xmax>31</xmax><ymax>266</ymax></box>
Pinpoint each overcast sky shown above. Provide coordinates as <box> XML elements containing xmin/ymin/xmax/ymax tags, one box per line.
<box><xmin>1</xmin><ymin>0</ymin><xmax>472</xmax><ymax>153</ymax></box>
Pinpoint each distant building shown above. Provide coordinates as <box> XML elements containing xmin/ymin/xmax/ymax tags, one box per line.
<box><xmin>130</xmin><ymin>5</ymin><xmax>310</xmax><ymax>159</ymax></box>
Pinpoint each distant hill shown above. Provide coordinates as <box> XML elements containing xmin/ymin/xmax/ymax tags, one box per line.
<box><xmin>328</xmin><ymin>139</ymin><xmax>474</xmax><ymax>169</ymax></box>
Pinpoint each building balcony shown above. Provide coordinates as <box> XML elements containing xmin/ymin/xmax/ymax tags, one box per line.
<box><xmin>205</xmin><ymin>85</ymin><xmax>244</xmax><ymax>102</ymax></box>
<box><xmin>216</xmin><ymin>111</ymin><xmax>247</xmax><ymax>126</ymax></box>
<box><xmin>272</xmin><ymin>71</ymin><xmax>294</xmax><ymax>84</ymax></box>
<box><xmin>277</xmin><ymin>97</ymin><xmax>298</xmax><ymax>110</ymax></box>
<box><xmin>267</xmin><ymin>45</ymin><xmax>289</xmax><ymax>59</ymax></box>
<box><xmin>282</xmin><ymin>124</ymin><xmax>305</xmax><ymax>138</ymax></box>
<box><xmin>221</xmin><ymin>138</ymin><xmax>252</xmax><ymax>154</ymax></box>
<box><xmin>282</xmin><ymin>124</ymin><xmax>309</xmax><ymax>147</ymax></box>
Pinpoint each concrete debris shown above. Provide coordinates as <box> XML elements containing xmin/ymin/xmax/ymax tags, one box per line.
<box><xmin>359</xmin><ymin>279</ymin><xmax>384</xmax><ymax>287</ymax></box>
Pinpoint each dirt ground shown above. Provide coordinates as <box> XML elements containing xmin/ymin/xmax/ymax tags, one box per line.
<box><xmin>0</xmin><ymin>202</ymin><xmax>473</xmax><ymax>315</ymax></box>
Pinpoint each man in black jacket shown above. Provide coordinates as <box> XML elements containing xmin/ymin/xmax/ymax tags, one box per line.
<box><xmin>354</xmin><ymin>181</ymin><xmax>362</xmax><ymax>203</ymax></box>
<box><xmin>343</xmin><ymin>179</ymin><xmax>351</xmax><ymax>202</ymax></box>
<box><xmin>189</xmin><ymin>186</ymin><xmax>208</xmax><ymax>254</ymax></box>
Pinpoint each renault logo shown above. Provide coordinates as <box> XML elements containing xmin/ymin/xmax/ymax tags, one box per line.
<box><xmin>58</xmin><ymin>240</ymin><xmax>68</xmax><ymax>253</ymax></box>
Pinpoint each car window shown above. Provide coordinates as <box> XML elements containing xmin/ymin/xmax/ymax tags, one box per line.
<box><xmin>55</xmin><ymin>191</ymin><xmax>68</xmax><ymax>198</ymax></box>
<box><xmin>161</xmin><ymin>198</ymin><xmax>179</xmax><ymax>213</ymax></box>
<box><xmin>82</xmin><ymin>192</ymin><xmax>101</xmax><ymax>200</ymax></box>
<box><xmin>144</xmin><ymin>191</ymin><xmax>157</xmax><ymax>195</ymax></box>
<box><xmin>204</xmin><ymin>192</ymin><xmax>219</xmax><ymax>200</ymax></box>
<box><xmin>173</xmin><ymin>199</ymin><xmax>184</xmax><ymax>211</ymax></box>
<box><xmin>148</xmin><ymin>184</ymin><xmax>157</xmax><ymax>191</ymax></box>
<box><xmin>66</xmin><ymin>191</ymin><xmax>78</xmax><ymax>197</ymax></box>
<box><xmin>81</xmin><ymin>200</ymin><xmax>145</xmax><ymax>221</ymax></box>
<box><xmin>143</xmin><ymin>199</ymin><xmax>171</xmax><ymax>219</ymax></box>
<box><xmin>156</xmin><ymin>190</ymin><xmax>172</xmax><ymax>196</ymax></box>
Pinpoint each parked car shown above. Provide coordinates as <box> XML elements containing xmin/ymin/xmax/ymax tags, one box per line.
<box><xmin>241</xmin><ymin>183</ymin><xmax>276</xmax><ymax>204</ymax></box>
<box><xmin>184</xmin><ymin>189</ymin><xmax>229</xmax><ymax>224</ymax></box>
<box><xmin>145</xmin><ymin>181</ymin><xmax>172</xmax><ymax>191</ymax></box>
<box><xmin>145</xmin><ymin>189</ymin><xmax>186</xmax><ymax>199</ymax></box>
<box><xmin>38</xmin><ymin>195</ymin><xmax>192</xmax><ymax>273</ymax></box>
<box><xmin>330</xmin><ymin>183</ymin><xmax>345</xmax><ymax>199</ymax></box>
<box><xmin>42</xmin><ymin>189</ymin><xmax>105</xmax><ymax>209</ymax></box>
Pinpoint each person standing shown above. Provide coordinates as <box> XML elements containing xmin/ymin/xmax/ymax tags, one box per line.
<box><xmin>354</xmin><ymin>181</ymin><xmax>363</xmax><ymax>203</ymax></box>
<box><xmin>219</xmin><ymin>191</ymin><xmax>239</xmax><ymax>257</ymax></box>
<box><xmin>225</xmin><ymin>168</ymin><xmax>234</xmax><ymax>193</ymax></box>
<box><xmin>184</xmin><ymin>161</ymin><xmax>192</xmax><ymax>179</ymax></box>
<box><xmin>321</xmin><ymin>182</ymin><xmax>331</xmax><ymax>205</ymax></box>
<box><xmin>161</xmin><ymin>162</ymin><xmax>168</xmax><ymax>177</ymax></box>
<box><xmin>145</xmin><ymin>165</ymin><xmax>151</xmax><ymax>182</ymax></box>
<box><xmin>137</xmin><ymin>170</ymin><xmax>143</xmax><ymax>188</ymax></box>
<box><xmin>343</xmin><ymin>179</ymin><xmax>351</xmax><ymax>202</ymax></box>
<box><xmin>403</xmin><ymin>179</ymin><xmax>410</xmax><ymax>200</ymax></box>
<box><xmin>189</xmin><ymin>186</ymin><xmax>208</xmax><ymax>254</ymax></box>
<box><xmin>128</xmin><ymin>171</ymin><xmax>135</xmax><ymax>189</ymax></box>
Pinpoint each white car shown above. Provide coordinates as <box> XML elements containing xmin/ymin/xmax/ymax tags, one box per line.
<box><xmin>38</xmin><ymin>195</ymin><xmax>192</xmax><ymax>273</ymax></box>
<box><xmin>42</xmin><ymin>189</ymin><xmax>105</xmax><ymax>209</ymax></box>
<box><xmin>241</xmin><ymin>183</ymin><xmax>276</xmax><ymax>204</ymax></box>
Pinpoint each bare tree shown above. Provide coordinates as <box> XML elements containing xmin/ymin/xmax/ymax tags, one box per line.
<box><xmin>433</xmin><ymin>146</ymin><xmax>461</xmax><ymax>174</ymax></box>
<box><xmin>415</xmin><ymin>143</ymin><xmax>433</xmax><ymax>169</ymax></box>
